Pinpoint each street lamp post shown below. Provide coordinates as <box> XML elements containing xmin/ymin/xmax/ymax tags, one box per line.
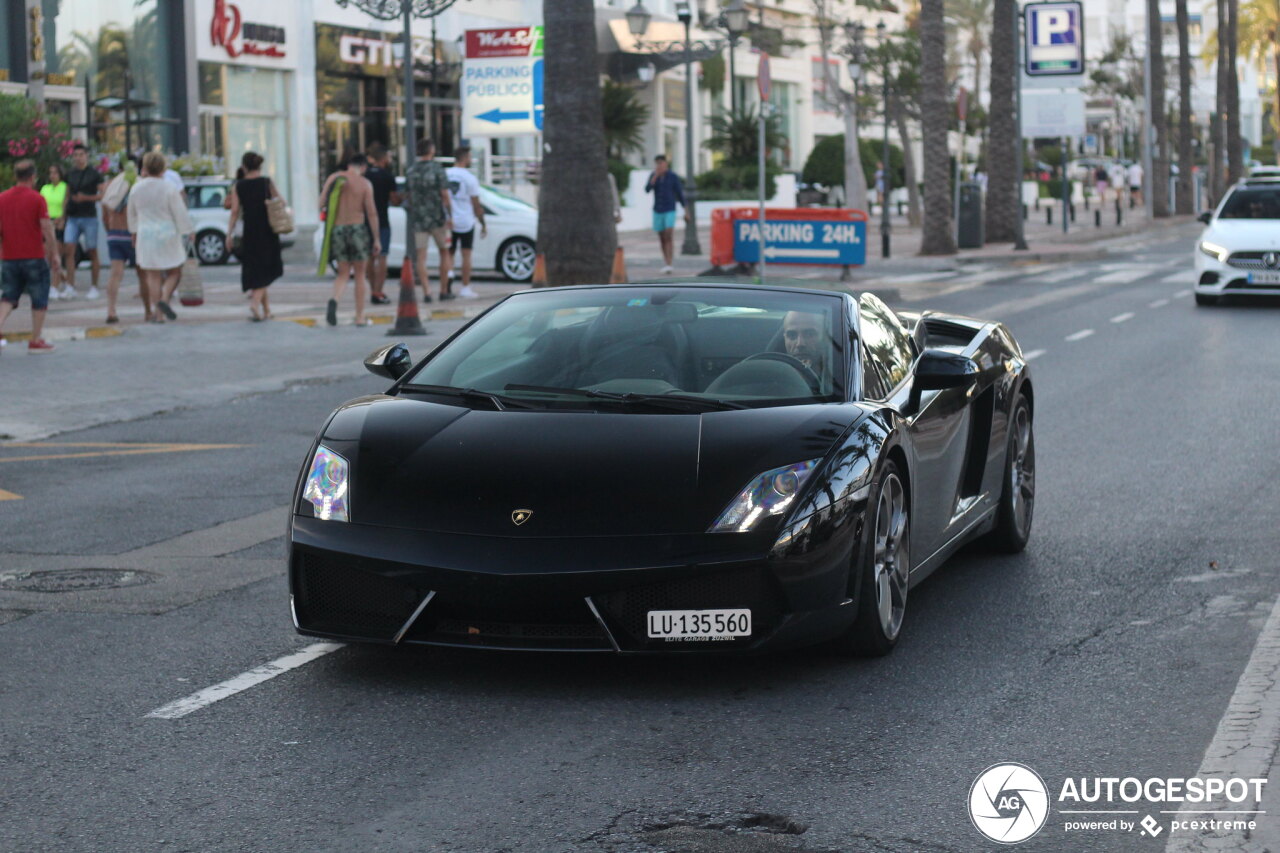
<box><xmin>842</xmin><ymin>24</ymin><xmax>863</xmax><ymax>281</ymax></box>
<box><xmin>336</xmin><ymin>0</ymin><xmax>460</xmax><ymax>337</ymax></box>
<box><xmin>676</xmin><ymin>1</ymin><xmax>701</xmax><ymax>256</ymax></box>
<box><xmin>707</xmin><ymin>0</ymin><xmax>750</xmax><ymax>114</ymax></box>
<box><xmin>877</xmin><ymin>20</ymin><xmax>892</xmax><ymax>259</ymax></box>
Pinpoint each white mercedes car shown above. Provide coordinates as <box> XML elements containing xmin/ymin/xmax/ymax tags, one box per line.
<box><xmin>1194</xmin><ymin>178</ymin><xmax>1280</xmax><ymax>306</ymax></box>
<box><xmin>313</xmin><ymin>182</ymin><xmax>539</xmax><ymax>283</ymax></box>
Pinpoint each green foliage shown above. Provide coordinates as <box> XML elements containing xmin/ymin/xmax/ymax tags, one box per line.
<box><xmin>0</xmin><ymin>94</ymin><xmax>78</xmax><ymax>181</ymax></box>
<box><xmin>802</xmin><ymin>134</ymin><xmax>845</xmax><ymax>187</ymax></box>
<box><xmin>695</xmin><ymin>163</ymin><xmax>779</xmax><ymax>200</ymax></box>
<box><xmin>700</xmin><ymin>54</ymin><xmax>725</xmax><ymax>93</ymax></box>
<box><xmin>601</xmin><ymin>80</ymin><xmax>651</xmax><ymax>160</ymax></box>
<box><xmin>607</xmin><ymin>158</ymin><xmax>632</xmax><ymax>197</ymax></box>
<box><xmin>1037</xmin><ymin>144</ymin><xmax>1064</xmax><ymax>167</ymax></box>
<box><xmin>1042</xmin><ymin>178</ymin><xmax>1073</xmax><ymax>198</ymax></box>
<box><xmin>704</xmin><ymin>104</ymin><xmax>786</xmax><ymax>168</ymax></box>
<box><xmin>801</xmin><ymin>134</ymin><xmax>905</xmax><ymax>190</ymax></box>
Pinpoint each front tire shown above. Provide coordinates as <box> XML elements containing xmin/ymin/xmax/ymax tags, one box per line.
<box><xmin>986</xmin><ymin>393</ymin><xmax>1035</xmax><ymax>553</ymax></box>
<box><xmin>497</xmin><ymin>237</ymin><xmax>536</xmax><ymax>282</ymax></box>
<box><xmin>195</xmin><ymin>229</ymin><xmax>229</xmax><ymax>265</ymax></box>
<box><xmin>835</xmin><ymin>460</ymin><xmax>910</xmax><ymax>657</ymax></box>
<box><xmin>1194</xmin><ymin>293</ymin><xmax>1219</xmax><ymax>306</ymax></box>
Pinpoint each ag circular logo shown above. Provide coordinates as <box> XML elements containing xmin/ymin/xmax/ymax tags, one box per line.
<box><xmin>968</xmin><ymin>763</ymin><xmax>1050</xmax><ymax>844</ymax></box>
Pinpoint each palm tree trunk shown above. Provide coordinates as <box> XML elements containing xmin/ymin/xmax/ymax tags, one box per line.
<box><xmin>1274</xmin><ymin>47</ymin><xmax>1280</xmax><ymax>162</ymax></box>
<box><xmin>538</xmin><ymin>0</ymin><xmax>617</xmax><ymax>285</ymax></box>
<box><xmin>891</xmin><ymin>92</ymin><xmax>922</xmax><ymax>227</ymax></box>
<box><xmin>842</xmin><ymin>109</ymin><xmax>869</xmax><ymax>212</ymax></box>
<box><xmin>1148</xmin><ymin>0</ymin><xmax>1170</xmax><ymax>217</ymax></box>
<box><xmin>1213</xmin><ymin>0</ymin><xmax>1227</xmax><ymax>203</ymax></box>
<box><xmin>1225</xmin><ymin>0</ymin><xmax>1243</xmax><ymax>184</ymax></box>
<box><xmin>985</xmin><ymin>0</ymin><xmax>1017</xmax><ymax>242</ymax></box>
<box><xmin>919</xmin><ymin>0</ymin><xmax>956</xmax><ymax>254</ymax></box>
<box><xmin>1175</xmin><ymin>0</ymin><xmax>1194</xmax><ymax>214</ymax></box>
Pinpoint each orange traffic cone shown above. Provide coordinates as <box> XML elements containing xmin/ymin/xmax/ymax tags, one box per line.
<box><xmin>532</xmin><ymin>253</ymin><xmax>547</xmax><ymax>287</ymax></box>
<box><xmin>609</xmin><ymin>246</ymin><xmax>628</xmax><ymax>284</ymax></box>
<box><xmin>389</xmin><ymin>257</ymin><xmax>427</xmax><ymax>336</ymax></box>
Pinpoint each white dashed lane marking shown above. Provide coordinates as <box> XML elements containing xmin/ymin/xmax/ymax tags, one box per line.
<box><xmin>1173</xmin><ymin>290</ymin><xmax>1192</xmax><ymax>299</ymax></box>
<box><xmin>1149</xmin><ymin>298</ymin><xmax>1170</xmax><ymax>308</ymax></box>
<box><xmin>1023</xmin><ymin>349</ymin><xmax>1046</xmax><ymax>361</ymax></box>
<box><xmin>144</xmin><ymin>643</ymin><xmax>345</xmax><ymax>720</ymax></box>
<box><xmin>1110</xmin><ymin>312</ymin><xmax>1135</xmax><ymax>324</ymax></box>
<box><xmin>1065</xmin><ymin>329</ymin><xmax>1095</xmax><ymax>342</ymax></box>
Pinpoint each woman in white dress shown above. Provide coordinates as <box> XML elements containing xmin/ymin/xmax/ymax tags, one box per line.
<box><xmin>127</xmin><ymin>152</ymin><xmax>193</xmax><ymax>323</ymax></box>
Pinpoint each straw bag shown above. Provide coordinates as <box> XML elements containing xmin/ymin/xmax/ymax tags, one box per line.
<box><xmin>266</xmin><ymin>181</ymin><xmax>294</xmax><ymax>235</ymax></box>
<box><xmin>179</xmin><ymin>247</ymin><xmax>204</xmax><ymax>307</ymax></box>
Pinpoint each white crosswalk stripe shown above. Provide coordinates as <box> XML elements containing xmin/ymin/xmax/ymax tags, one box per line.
<box><xmin>1094</xmin><ymin>267</ymin><xmax>1157</xmax><ymax>284</ymax></box>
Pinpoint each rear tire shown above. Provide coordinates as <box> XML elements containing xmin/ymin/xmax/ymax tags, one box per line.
<box><xmin>834</xmin><ymin>459</ymin><xmax>910</xmax><ymax>657</ymax></box>
<box><xmin>1194</xmin><ymin>293</ymin><xmax>1219</xmax><ymax>306</ymax></box>
<box><xmin>986</xmin><ymin>394</ymin><xmax>1035</xmax><ymax>553</ymax></box>
<box><xmin>497</xmin><ymin>237</ymin><xmax>536</xmax><ymax>282</ymax></box>
<box><xmin>195</xmin><ymin>229</ymin><xmax>228</xmax><ymax>265</ymax></box>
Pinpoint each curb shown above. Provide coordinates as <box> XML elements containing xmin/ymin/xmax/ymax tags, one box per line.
<box><xmin>954</xmin><ymin>248</ymin><xmax>1111</xmax><ymax>266</ymax></box>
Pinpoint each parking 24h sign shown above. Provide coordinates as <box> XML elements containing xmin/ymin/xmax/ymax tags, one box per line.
<box><xmin>1024</xmin><ymin>1</ymin><xmax>1084</xmax><ymax>77</ymax></box>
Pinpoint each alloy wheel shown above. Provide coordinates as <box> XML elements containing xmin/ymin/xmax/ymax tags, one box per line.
<box><xmin>873</xmin><ymin>472</ymin><xmax>909</xmax><ymax>641</ymax></box>
<box><xmin>501</xmin><ymin>240</ymin><xmax>536</xmax><ymax>281</ymax></box>
<box><xmin>1010</xmin><ymin>405</ymin><xmax>1035</xmax><ymax>539</ymax></box>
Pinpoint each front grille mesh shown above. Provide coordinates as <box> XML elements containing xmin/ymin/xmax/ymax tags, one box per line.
<box><xmin>595</xmin><ymin>567</ymin><xmax>780</xmax><ymax>646</ymax></box>
<box><xmin>1227</xmin><ymin>251</ymin><xmax>1280</xmax><ymax>270</ymax></box>
<box><xmin>293</xmin><ymin>551</ymin><xmax>421</xmax><ymax>639</ymax></box>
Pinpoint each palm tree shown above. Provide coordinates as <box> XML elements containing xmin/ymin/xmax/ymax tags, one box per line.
<box><xmin>812</xmin><ymin>0</ymin><xmax>868</xmax><ymax>212</ymax></box>
<box><xmin>985</xmin><ymin>0</ymin><xmax>1017</xmax><ymax>242</ymax></box>
<box><xmin>919</xmin><ymin>0</ymin><xmax>955</xmax><ymax>253</ymax></box>
<box><xmin>704</xmin><ymin>104</ymin><xmax>786</xmax><ymax>165</ymax></box>
<box><xmin>601</xmin><ymin>80</ymin><xmax>650</xmax><ymax>161</ymax></box>
<box><xmin>1175</xmin><ymin>0</ymin><xmax>1194</xmax><ymax>214</ymax></box>
<box><xmin>1235</xmin><ymin>0</ymin><xmax>1280</xmax><ymax>162</ymax></box>
<box><xmin>1147</xmin><ymin>0</ymin><xmax>1170</xmax><ymax>217</ymax></box>
<box><xmin>944</xmin><ymin>0</ymin><xmax>992</xmax><ymax>106</ymax></box>
<box><xmin>1227</xmin><ymin>0</ymin><xmax>1244</xmax><ymax>183</ymax></box>
<box><xmin>538</xmin><ymin>0</ymin><xmax>616</xmax><ymax>285</ymax></box>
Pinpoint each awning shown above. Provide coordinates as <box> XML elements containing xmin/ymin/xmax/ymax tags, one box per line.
<box><xmin>605</xmin><ymin>18</ymin><xmax>724</xmax><ymax>79</ymax></box>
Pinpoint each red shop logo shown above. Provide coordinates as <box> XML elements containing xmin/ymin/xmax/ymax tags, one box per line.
<box><xmin>211</xmin><ymin>0</ymin><xmax>286</xmax><ymax>59</ymax></box>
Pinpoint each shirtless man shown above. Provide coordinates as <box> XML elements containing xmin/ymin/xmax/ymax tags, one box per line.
<box><xmin>100</xmin><ymin>159</ymin><xmax>147</xmax><ymax>323</ymax></box>
<box><xmin>319</xmin><ymin>153</ymin><xmax>381</xmax><ymax>326</ymax></box>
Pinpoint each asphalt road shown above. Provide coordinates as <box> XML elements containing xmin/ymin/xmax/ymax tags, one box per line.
<box><xmin>2</xmin><ymin>222</ymin><xmax>1278</xmax><ymax>853</ymax></box>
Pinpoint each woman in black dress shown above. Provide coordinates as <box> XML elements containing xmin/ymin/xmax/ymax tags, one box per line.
<box><xmin>226</xmin><ymin>152</ymin><xmax>284</xmax><ymax>320</ymax></box>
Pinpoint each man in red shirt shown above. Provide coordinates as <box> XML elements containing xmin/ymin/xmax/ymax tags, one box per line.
<box><xmin>0</xmin><ymin>159</ymin><xmax>63</xmax><ymax>352</ymax></box>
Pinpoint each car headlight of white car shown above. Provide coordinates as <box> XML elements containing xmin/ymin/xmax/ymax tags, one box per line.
<box><xmin>1198</xmin><ymin>240</ymin><xmax>1229</xmax><ymax>262</ymax></box>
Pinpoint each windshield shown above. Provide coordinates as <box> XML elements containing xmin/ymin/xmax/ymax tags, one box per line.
<box><xmin>480</xmin><ymin>184</ymin><xmax>536</xmax><ymax>211</ymax></box>
<box><xmin>405</xmin><ymin>287</ymin><xmax>846</xmax><ymax>409</ymax></box>
<box><xmin>1219</xmin><ymin>187</ymin><xmax>1280</xmax><ymax>219</ymax></box>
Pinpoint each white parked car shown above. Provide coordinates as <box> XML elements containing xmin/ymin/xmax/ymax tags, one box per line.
<box><xmin>1193</xmin><ymin>177</ymin><xmax>1280</xmax><ymax>306</ymax></box>
<box><xmin>312</xmin><ymin>182</ymin><xmax>539</xmax><ymax>283</ymax></box>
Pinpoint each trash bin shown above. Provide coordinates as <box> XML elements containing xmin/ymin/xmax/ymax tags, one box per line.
<box><xmin>958</xmin><ymin>181</ymin><xmax>984</xmax><ymax>248</ymax></box>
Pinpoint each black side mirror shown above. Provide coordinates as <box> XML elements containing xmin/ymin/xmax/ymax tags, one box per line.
<box><xmin>915</xmin><ymin>349</ymin><xmax>980</xmax><ymax>391</ymax></box>
<box><xmin>364</xmin><ymin>343</ymin><xmax>412</xmax><ymax>380</ymax></box>
<box><xmin>1197</xmin><ymin>211</ymin><xmax>1212</xmax><ymax>224</ymax></box>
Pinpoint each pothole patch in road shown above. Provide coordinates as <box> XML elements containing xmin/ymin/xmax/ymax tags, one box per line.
<box><xmin>0</xmin><ymin>568</ymin><xmax>159</xmax><ymax>593</ymax></box>
<box><xmin>631</xmin><ymin>812</ymin><xmax>838</xmax><ymax>853</ymax></box>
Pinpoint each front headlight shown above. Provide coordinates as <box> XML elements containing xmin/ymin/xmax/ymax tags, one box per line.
<box><xmin>1199</xmin><ymin>241</ymin><xmax>1228</xmax><ymax>262</ymax></box>
<box><xmin>302</xmin><ymin>445</ymin><xmax>350</xmax><ymax>522</ymax></box>
<box><xmin>709</xmin><ymin>459</ymin><xmax>822</xmax><ymax>533</ymax></box>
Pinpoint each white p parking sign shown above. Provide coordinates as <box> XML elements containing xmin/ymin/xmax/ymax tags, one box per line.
<box><xmin>1025</xmin><ymin>1</ymin><xmax>1084</xmax><ymax>76</ymax></box>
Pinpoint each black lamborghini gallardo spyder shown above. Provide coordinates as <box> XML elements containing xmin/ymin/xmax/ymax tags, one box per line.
<box><xmin>289</xmin><ymin>284</ymin><xmax>1034</xmax><ymax>656</ymax></box>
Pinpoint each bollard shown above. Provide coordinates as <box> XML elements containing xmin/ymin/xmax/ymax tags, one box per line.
<box><xmin>1115</xmin><ymin>198</ymin><xmax>1123</xmax><ymax>226</ymax></box>
<box><xmin>1095</xmin><ymin>210</ymin><xmax>1102</xmax><ymax>228</ymax></box>
<box><xmin>1085</xmin><ymin>195</ymin><xmax>1090</xmax><ymax>211</ymax></box>
<box><xmin>1069</xmin><ymin>203</ymin><xmax>1076</xmax><ymax>223</ymax></box>
<box><xmin>1035</xmin><ymin>196</ymin><xmax>1040</xmax><ymax>211</ymax></box>
<box><xmin>1021</xmin><ymin>203</ymin><xmax>1028</xmax><ymax>220</ymax></box>
<box><xmin>1046</xmin><ymin>207</ymin><xmax>1053</xmax><ymax>225</ymax></box>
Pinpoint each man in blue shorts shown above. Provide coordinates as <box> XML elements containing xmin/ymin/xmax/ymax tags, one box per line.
<box><xmin>62</xmin><ymin>142</ymin><xmax>103</xmax><ymax>300</ymax></box>
<box><xmin>644</xmin><ymin>155</ymin><xmax>687</xmax><ymax>274</ymax></box>
<box><xmin>0</xmin><ymin>160</ymin><xmax>63</xmax><ymax>353</ymax></box>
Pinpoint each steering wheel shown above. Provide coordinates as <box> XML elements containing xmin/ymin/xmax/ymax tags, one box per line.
<box><xmin>742</xmin><ymin>352</ymin><xmax>823</xmax><ymax>394</ymax></box>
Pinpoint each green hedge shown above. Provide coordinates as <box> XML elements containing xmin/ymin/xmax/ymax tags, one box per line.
<box><xmin>695</xmin><ymin>163</ymin><xmax>778</xmax><ymax>200</ymax></box>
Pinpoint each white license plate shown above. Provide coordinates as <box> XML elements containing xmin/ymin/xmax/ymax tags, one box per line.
<box><xmin>1248</xmin><ymin>271</ymin><xmax>1280</xmax><ymax>284</ymax></box>
<box><xmin>647</xmin><ymin>608</ymin><xmax>752</xmax><ymax>641</ymax></box>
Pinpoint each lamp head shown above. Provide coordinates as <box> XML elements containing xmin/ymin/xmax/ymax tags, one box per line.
<box><xmin>626</xmin><ymin>1</ymin><xmax>652</xmax><ymax>36</ymax></box>
<box><xmin>725</xmin><ymin>0</ymin><xmax>749</xmax><ymax>34</ymax></box>
<box><xmin>675</xmin><ymin>0</ymin><xmax>692</xmax><ymax>25</ymax></box>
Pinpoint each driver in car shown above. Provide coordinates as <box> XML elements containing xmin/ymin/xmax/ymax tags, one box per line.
<box><xmin>782</xmin><ymin>310</ymin><xmax>829</xmax><ymax>376</ymax></box>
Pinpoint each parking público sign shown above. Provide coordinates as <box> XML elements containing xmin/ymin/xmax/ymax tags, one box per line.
<box><xmin>462</xmin><ymin>27</ymin><xmax>544</xmax><ymax>138</ymax></box>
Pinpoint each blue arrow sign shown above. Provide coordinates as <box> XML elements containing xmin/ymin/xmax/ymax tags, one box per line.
<box><xmin>476</xmin><ymin>108</ymin><xmax>531</xmax><ymax>124</ymax></box>
<box><xmin>733</xmin><ymin>218</ymin><xmax>866</xmax><ymax>265</ymax></box>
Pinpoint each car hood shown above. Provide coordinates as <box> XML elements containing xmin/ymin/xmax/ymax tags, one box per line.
<box><xmin>318</xmin><ymin>396</ymin><xmax>863</xmax><ymax>537</ymax></box>
<box><xmin>1204</xmin><ymin>220</ymin><xmax>1280</xmax><ymax>249</ymax></box>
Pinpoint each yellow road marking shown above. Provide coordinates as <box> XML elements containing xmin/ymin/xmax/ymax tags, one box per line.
<box><xmin>0</xmin><ymin>488</ymin><xmax>22</xmax><ymax>501</ymax></box>
<box><xmin>0</xmin><ymin>443</ymin><xmax>245</xmax><ymax>464</ymax></box>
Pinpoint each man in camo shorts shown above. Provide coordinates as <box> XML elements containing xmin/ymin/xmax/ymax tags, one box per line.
<box><xmin>319</xmin><ymin>153</ymin><xmax>381</xmax><ymax>326</ymax></box>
